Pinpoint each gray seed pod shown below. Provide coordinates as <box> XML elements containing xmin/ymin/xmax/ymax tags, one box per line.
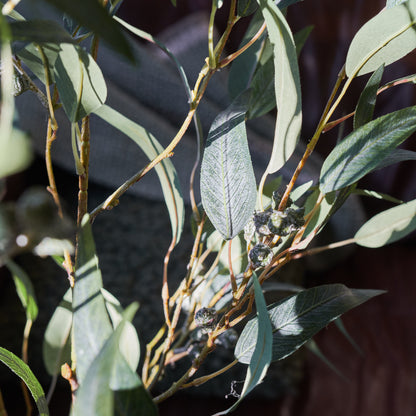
<box><xmin>194</xmin><ymin>307</ymin><xmax>218</xmax><ymax>333</ymax></box>
<box><xmin>249</xmin><ymin>243</ymin><xmax>273</xmax><ymax>268</ymax></box>
<box><xmin>253</xmin><ymin>210</ymin><xmax>273</xmax><ymax>236</ymax></box>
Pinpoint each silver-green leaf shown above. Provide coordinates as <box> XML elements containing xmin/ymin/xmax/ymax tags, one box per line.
<box><xmin>354</xmin><ymin>198</ymin><xmax>416</xmax><ymax>247</ymax></box>
<box><xmin>234</xmin><ymin>284</ymin><xmax>384</xmax><ymax>364</ymax></box>
<box><xmin>200</xmin><ymin>93</ymin><xmax>257</xmax><ymax>240</ymax></box>
<box><xmin>346</xmin><ymin>0</ymin><xmax>416</xmax><ymax>77</ymax></box>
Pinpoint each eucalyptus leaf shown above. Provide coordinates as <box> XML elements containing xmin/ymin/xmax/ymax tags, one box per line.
<box><xmin>93</xmin><ymin>104</ymin><xmax>184</xmax><ymax>245</ymax></box>
<box><xmin>54</xmin><ymin>43</ymin><xmax>107</xmax><ymax>122</ymax></box>
<box><xmin>276</xmin><ymin>0</ymin><xmax>303</xmax><ymax>8</ymax></box>
<box><xmin>257</xmin><ymin>0</ymin><xmax>302</xmax><ymax>173</ymax></box>
<box><xmin>294</xmin><ymin>25</ymin><xmax>313</xmax><ymax>57</ymax></box>
<box><xmin>354</xmin><ymin>64</ymin><xmax>384</xmax><ymax>130</ymax></box>
<box><xmin>42</xmin><ymin>0</ymin><xmax>133</xmax><ymax>60</ymax></box>
<box><xmin>237</xmin><ymin>0</ymin><xmax>258</xmax><ymax>16</ymax></box>
<box><xmin>0</xmin><ymin>128</ymin><xmax>33</xmax><ymax>179</ymax></box>
<box><xmin>43</xmin><ymin>289</ymin><xmax>72</xmax><ymax>376</ymax></box>
<box><xmin>303</xmin><ymin>190</ymin><xmax>336</xmax><ymax>238</ymax></box>
<box><xmin>354</xmin><ymin>198</ymin><xmax>416</xmax><ymax>247</ymax></box>
<box><xmin>234</xmin><ymin>284</ymin><xmax>384</xmax><ymax>363</ymax></box>
<box><xmin>386</xmin><ymin>0</ymin><xmax>408</xmax><ymax>8</ymax></box>
<box><xmin>0</xmin><ymin>347</ymin><xmax>49</xmax><ymax>416</ymax></box>
<box><xmin>353</xmin><ymin>188</ymin><xmax>403</xmax><ymax>204</ymax></box>
<box><xmin>215</xmin><ymin>274</ymin><xmax>272</xmax><ymax>415</ymax></box>
<box><xmin>72</xmin><ymin>214</ymin><xmax>113</xmax><ymax>384</ymax></box>
<box><xmin>6</xmin><ymin>260</ymin><xmax>38</xmax><ymax>321</ymax></box>
<box><xmin>346</xmin><ymin>0</ymin><xmax>416</xmax><ymax>77</ymax></box>
<box><xmin>375</xmin><ymin>148</ymin><xmax>416</xmax><ymax>171</ymax></box>
<box><xmin>200</xmin><ymin>92</ymin><xmax>257</xmax><ymax>240</ymax></box>
<box><xmin>72</xmin><ymin>303</ymin><xmax>157</xmax><ymax>416</ymax></box>
<box><xmin>8</xmin><ymin>20</ymin><xmax>75</xmax><ymax>44</ymax></box>
<box><xmin>319</xmin><ymin>106</ymin><xmax>416</xmax><ymax>194</ymax></box>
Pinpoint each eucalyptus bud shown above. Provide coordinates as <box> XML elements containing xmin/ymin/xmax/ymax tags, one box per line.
<box><xmin>249</xmin><ymin>243</ymin><xmax>273</xmax><ymax>268</ymax></box>
<box><xmin>272</xmin><ymin>191</ymin><xmax>292</xmax><ymax>210</ymax></box>
<box><xmin>194</xmin><ymin>307</ymin><xmax>217</xmax><ymax>333</ymax></box>
<box><xmin>252</xmin><ymin>210</ymin><xmax>272</xmax><ymax>236</ymax></box>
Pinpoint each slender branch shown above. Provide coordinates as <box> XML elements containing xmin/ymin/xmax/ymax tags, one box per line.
<box><xmin>291</xmin><ymin>238</ymin><xmax>356</xmax><ymax>259</ymax></box>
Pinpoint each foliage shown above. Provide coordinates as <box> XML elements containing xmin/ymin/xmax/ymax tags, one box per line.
<box><xmin>0</xmin><ymin>0</ymin><xmax>415</xmax><ymax>414</ymax></box>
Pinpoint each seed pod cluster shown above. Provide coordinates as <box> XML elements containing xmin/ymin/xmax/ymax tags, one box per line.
<box><xmin>194</xmin><ymin>307</ymin><xmax>218</xmax><ymax>333</ymax></box>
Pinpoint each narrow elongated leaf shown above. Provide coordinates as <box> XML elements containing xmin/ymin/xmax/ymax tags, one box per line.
<box><xmin>0</xmin><ymin>347</ymin><xmax>49</xmax><ymax>416</ymax></box>
<box><xmin>215</xmin><ymin>274</ymin><xmax>272</xmax><ymax>415</ymax></box>
<box><xmin>386</xmin><ymin>0</ymin><xmax>408</xmax><ymax>9</ymax></box>
<box><xmin>353</xmin><ymin>188</ymin><xmax>403</xmax><ymax>204</ymax></box>
<box><xmin>354</xmin><ymin>64</ymin><xmax>384</xmax><ymax>130</ymax></box>
<box><xmin>54</xmin><ymin>44</ymin><xmax>107</xmax><ymax>122</ymax></box>
<box><xmin>294</xmin><ymin>25</ymin><xmax>313</xmax><ymax>57</ymax></box>
<box><xmin>257</xmin><ymin>0</ymin><xmax>302</xmax><ymax>173</ymax></box>
<box><xmin>8</xmin><ymin>20</ymin><xmax>75</xmax><ymax>44</ymax></box>
<box><xmin>200</xmin><ymin>93</ymin><xmax>257</xmax><ymax>240</ymax></box>
<box><xmin>346</xmin><ymin>0</ymin><xmax>416</xmax><ymax>77</ymax></box>
<box><xmin>43</xmin><ymin>289</ymin><xmax>72</xmax><ymax>376</ymax></box>
<box><xmin>235</xmin><ymin>284</ymin><xmax>384</xmax><ymax>363</ymax></box>
<box><xmin>0</xmin><ymin>128</ymin><xmax>33</xmax><ymax>179</ymax></box>
<box><xmin>319</xmin><ymin>106</ymin><xmax>416</xmax><ymax>193</ymax></box>
<box><xmin>237</xmin><ymin>0</ymin><xmax>258</xmax><ymax>16</ymax></box>
<box><xmin>376</xmin><ymin>148</ymin><xmax>416</xmax><ymax>170</ymax></box>
<box><xmin>93</xmin><ymin>105</ymin><xmax>184</xmax><ymax>244</ymax></box>
<box><xmin>42</xmin><ymin>0</ymin><xmax>133</xmax><ymax>60</ymax></box>
<box><xmin>72</xmin><ymin>214</ymin><xmax>113</xmax><ymax>384</ymax></box>
<box><xmin>354</xmin><ymin>198</ymin><xmax>416</xmax><ymax>247</ymax></box>
<box><xmin>73</xmin><ymin>303</ymin><xmax>157</xmax><ymax>416</ymax></box>
<box><xmin>6</xmin><ymin>260</ymin><xmax>38</xmax><ymax>321</ymax></box>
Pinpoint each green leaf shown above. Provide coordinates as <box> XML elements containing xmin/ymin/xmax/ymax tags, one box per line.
<box><xmin>228</xmin><ymin>10</ymin><xmax>266</xmax><ymax>100</ymax></box>
<box><xmin>0</xmin><ymin>347</ymin><xmax>49</xmax><ymax>416</ymax></box>
<box><xmin>43</xmin><ymin>289</ymin><xmax>72</xmax><ymax>376</ymax></box>
<box><xmin>93</xmin><ymin>105</ymin><xmax>184</xmax><ymax>245</ymax></box>
<box><xmin>101</xmin><ymin>288</ymin><xmax>140</xmax><ymax>372</ymax></box>
<box><xmin>72</xmin><ymin>303</ymin><xmax>157</xmax><ymax>416</ymax></box>
<box><xmin>200</xmin><ymin>93</ymin><xmax>257</xmax><ymax>240</ymax></box>
<box><xmin>257</xmin><ymin>0</ymin><xmax>302</xmax><ymax>173</ymax></box>
<box><xmin>386</xmin><ymin>0</ymin><xmax>408</xmax><ymax>8</ymax></box>
<box><xmin>234</xmin><ymin>284</ymin><xmax>384</xmax><ymax>364</ymax></box>
<box><xmin>354</xmin><ymin>198</ymin><xmax>416</xmax><ymax>247</ymax></box>
<box><xmin>334</xmin><ymin>318</ymin><xmax>363</xmax><ymax>355</ymax></box>
<box><xmin>354</xmin><ymin>64</ymin><xmax>384</xmax><ymax>130</ymax></box>
<box><xmin>72</xmin><ymin>214</ymin><xmax>113</xmax><ymax>384</ymax></box>
<box><xmin>17</xmin><ymin>43</ymin><xmax>61</xmax><ymax>85</ymax></box>
<box><xmin>353</xmin><ymin>188</ymin><xmax>403</xmax><ymax>204</ymax></box>
<box><xmin>42</xmin><ymin>0</ymin><xmax>133</xmax><ymax>60</ymax></box>
<box><xmin>290</xmin><ymin>179</ymin><xmax>313</xmax><ymax>203</ymax></box>
<box><xmin>216</xmin><ymin>274</ymin><xmax>272</xmax><ymax>415</ymax></box>
<box><xmin>237</xmin><ymin>0</ymin><xmax>258</xmax><ymax>17</ymax></box>
<box><xmin>375</xmin><ymin>148</ymin><xmax>416</xmax><ymax>170</ymax></box>
<box><xmin>294</xmin><ymin>25</ymin><xmax>313</xmax><ymax>57</ymax></box>
<box><xmin>6</xmin><ymin>260</ymin><xmax>38</xmax><ymax>321</ymax></box>
<box><xmin>8</xmin><ymin>20</ymin><xmax>75</xmax><ymax>44</ymax></box>
<box><xmin>54</xmin><ymin>43</ymin><xmax>107</xmax><ymax>122</ymax></box>
<box><xmin>276</xmin><ymin>0</ymin><xmax>303</xmax><ymax>8</ymax></box>
<box><xmin>0</xmin><ymin>128</ymin><xmax>33</xmax><ymax>179</ymax></box>
<box><xmin>319</xmin><ymin>106</ymin><xmax>416</xmax><ymax>194</ymax></box>
<box><xmin>170</xmin><ymin>0</ymin><xmax>177</xmax><ymax>6</ymax></box>
<box><xmin>346</xmin><ymin>0</ymin><xmax>416</xmax><ymax>77</ymax></box>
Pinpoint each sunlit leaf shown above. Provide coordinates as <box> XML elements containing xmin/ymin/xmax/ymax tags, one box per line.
<box><xmin>200</xmin><ymin>92</ymin><xmax>257</xmax><ymax>240</ymax></box>
<box><xmin>54</xmin><ymin>43</ymin><xmax>107</xmax><ymax>122</ymax></box>
<box><xmin>235</xmin><ymin>284</ymin><xmax>384</xmax><ymax>363</ymax></box>
<box><xmin>0</xmin><ymin>347</ymin><xmax>49</xmax><ymax>416</ymax></box>
<box><xmin>354</xmin><ymin>64</ymin><xmax>384</xmax><ymax>129</ymax></box>
<box><xmin>320</xmin><ymin>106</ymin><xmax>416</xmax><ymax>193</ymax></box>
<box><xmin>257</xmin><ymin>0</ymin><xmax>302</xmax><ymax>173</ymax></box>
<box><xmin>93</xmin><ymin>105</ymin><xmax>184</xmax><ymax>245</ymax></box>
<box><xmin>354</xmin><ymin>198</ymin><xmax>416</xmax><ymax>247</ymax></box>
<box><xmin>72</xmin><ymin>214</ymin><xmax>113</xmax><ymax>384</ymax></box>
<box><xmin>346</xmin><ymin>0</ymin><xmax>416</xmax><ymax>77</ymax></box>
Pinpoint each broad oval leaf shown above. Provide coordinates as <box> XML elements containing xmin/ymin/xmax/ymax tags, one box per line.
<box><xmin>354</xmin><ymin>198</ymin><xmax>416</xmax><ymax>247</ymax></box>
<box><xmin>319</xmin><ymin>106</ymin><xmax>416</xmax><ymax>194</ymax></box>
<box><xmin>200</xmin><ymin>93</ymin><xmax>257</xmax><ymax>240</ymax></box>
<box><xmin>353</xmin><ymin>64</ymin><xmax>384</xmax><ymax>130</ymax></box>
<box><xmin>346</xmin><ymin>0</ymin><xmax>416</xmax><ymax>77</ymax></box>
<box><xmin>215</xmin><ymin>274</ymin><xmax>272</xmax><ymax>415</ymax></box>
<box><xmin>9</xmin><ymin>20</ymin><xmax>75</xmax><ymax>44</ymax></box>
<box><xmin>43</xmin><ymin>289</ymin><xmax>72</xmax><ymax>376</ymax></box>
<box><xmin>54</xmin><ymin>43</ymin><xmax>107</xmax><ymax>122</ymax></box>
<box><xmin>235</xmin><ymin>284</ymin><xmax>384</xmax><ymax>364</ymax></box>
<box><xmin>257</xmin><ymin>0</ymin><xmax>302</xmax><ymax>173</ymax></box>
<box><xmin>93</xmin><ymin>105</ymin><xmax>184</xmax><ymax>245</ymax></box>
<box><xmin>0</xmin><ymin>346</ymin><xmax>49</xmax><ymax>416</ymax></box>
<box><xmin>72</xmin><ymin>214</ymin><xmax>113</xmax><ymax>384</ymax></box>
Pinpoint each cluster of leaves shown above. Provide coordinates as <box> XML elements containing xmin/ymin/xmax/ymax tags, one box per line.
<box><xmin>0</xmin><ymin>0</ymin><xmax>416</xmax><ymax>415</ymax></box>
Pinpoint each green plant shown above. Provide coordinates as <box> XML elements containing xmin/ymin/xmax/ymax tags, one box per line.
<box><xmin>1</xmin><ymin>0</ymin><xmax>416</xmax><ymax>414</ymax></box>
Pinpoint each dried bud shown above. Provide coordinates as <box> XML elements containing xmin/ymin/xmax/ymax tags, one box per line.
<box><xmin>252</xmin><ymin>210</ymin><xmax>272</xmax><ymax>236</ymax></box>
<box><xmin>194</xmin><ymin>307</ymin><xmax>217</xmax><ymax>333</ymax></box>
<box><xmin>249</xmin><ymin>243</ymin><xmax>273</xmax><ymax>268</ymax></box>
<box><xmin>272</xmin><ymin>191</ymin><xmax>292</xmax><ymax>210</ymax></box>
